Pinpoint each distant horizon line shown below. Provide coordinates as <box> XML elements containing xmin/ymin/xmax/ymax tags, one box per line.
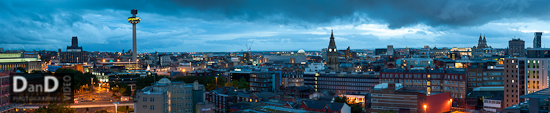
<box><xmin>1</xmin><ymin>46</ymin><xmax>518</xmax><ymax>53</ymax></box>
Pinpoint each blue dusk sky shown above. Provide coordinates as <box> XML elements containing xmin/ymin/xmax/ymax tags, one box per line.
<box><xmin>2</xmin><ymin>0</ymin><xmax>550</xmax><ymax>52</ymax></box>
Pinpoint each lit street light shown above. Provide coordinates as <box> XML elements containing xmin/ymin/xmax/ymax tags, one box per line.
<box><xmin>113</xmin><ymin>102</ymin><xmax>120</xmax><ymax>112</ymax></box>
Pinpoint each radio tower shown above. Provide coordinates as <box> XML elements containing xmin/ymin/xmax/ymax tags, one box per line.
<box><xmin>129</xmin><ymin>9</ymin><xmax>140</xmax><ymax>62</ymax></box>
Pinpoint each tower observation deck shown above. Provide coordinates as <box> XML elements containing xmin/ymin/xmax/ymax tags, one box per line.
<box><xmin>128</xmin><ymin>9</ymin><xmax>140</xmax><ymax>62</ymax></box>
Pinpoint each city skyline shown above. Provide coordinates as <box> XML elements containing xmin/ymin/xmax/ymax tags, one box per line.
<box><xmin>2</xmin><ymin>0</ymin><xmax>550</xmax><ymax>52</ymax></box>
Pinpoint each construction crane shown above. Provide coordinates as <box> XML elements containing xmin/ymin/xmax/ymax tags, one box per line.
<box><xmin>246</xmin><ymin>40</ymin><xmax>254</xmax><ymax>53</ymax></box>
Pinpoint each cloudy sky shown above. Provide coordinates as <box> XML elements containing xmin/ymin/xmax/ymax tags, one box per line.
<box><xmin>2</xmin><ymin>0</ymin><xmax>550</xmax><ymax>52</ymax></box>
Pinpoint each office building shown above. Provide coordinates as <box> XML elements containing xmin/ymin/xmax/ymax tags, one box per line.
<box><xmin>134</xmin><ymin>78</ymin><xmax>205</xmax><ymax>113</ymax></box>
<box><xmin>465</xmin><ymin>67</ymin><xmax>504</xmax><ymax>90</ymax></box>
<box><xmin>229</xmin><ymin>69</ymin><xmax>280</xmax><ymax>92</ymax></box>
<box><xmin>387</xmin><ymin>45</ymin><xmax>394</xmax><ymax>55</ymax></box>
<box><xmin>304</xmin><ymin>71</ymin><xmax>379</xmax><ymax>95</ymax></box>
<box><xmin>504</xmin><ymin>57</ymin><xmax>550</xmax><ymax>108</ymax></box>
<box><xmin>534</xmin><ymin>32</ymin><xmax>542</xmax><ymax>48</ymax></box>
<box><xmin>502</xmin><ymin>87</ymin><xmax>550</xmax><ymax>113</ymax></box>
<box><xmin>526</xmin><ymin>48</ymin><xmax>550</xmax><ymax>58</ymax></box>
<box><xmin>504</xmin><ymin>58</ymin><xmax>525</xmax><ymax>108</ymax></box>
<box><xmin>483</xmin><ymin>97</ymin><xmax>504</xmax><ymax>113</ymax></box>
<box><xmin>263</xmin><ymin>55</ymin><xmax>306</xmax><ymax>64</ymax></box>
<box><xmin>326</xmin><ymin>30</ymin><xmax>339</xmax><ymax>71</ymax></box>
<box><xmin>0</xmin><ymin>71</ymin><xmax>20</xmax><ymax>112</ymax></box>
<box><xmin>508</xmin><ymin>38</ymin><xmax>525</xmax><ymax>57</ymax></box>
<box><xmin>380</xmin><ymin>68</ymin><xmax>468</xmax><ymax>108</ymax></box>
<box><xmin>278</xmin><ymin>64</ymin><xmax>305</xmax><ymax>87</ymax></box>
<box><xmin>369</xmin><ymin>83</ymin><xmax>452</xmax><ymax>113</ymax></box>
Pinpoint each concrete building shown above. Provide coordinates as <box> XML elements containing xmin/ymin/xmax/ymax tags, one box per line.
<box><xmin>229</xmin><ymin>69</ymin><xmax>281</xmax><ymax>92</ymax></box>
<box><xmin>369</xmin><ymin>83</ymin><xmax>452</xmax><ymax>113</ymax></box>
<box><xmin>504</xmin><ymin>58</ymin><xmax>525</xmax><ymax>108</ymax></box>
<box><xmin>0</xmin><ymin>71</ymin><xmax>20</xmax><ymax>112</ymax></box>
<box><xmin>508</xmin><ymin>38</ymin><xmax>525</xmax><ymax>57</ymax></box>
<box><xmin>450</xmin><ymin>47</ymin><xmax>472</xmax><ymax>58</ymax></box>
<box><xmin>304</xmin><ymin>71</ymin><xmax>379</xmax><ymax>95</ymax></box>
<box><xmin>534</xmin><ymin>32</ymin><xmax>542</xmax><ymax>48</ymax></box>
<box><xmin>483</xmin><ymin>96</ymin><xmax>504</xmax><ymax>113</ymax></box>
<box><xmin>0</xmin><ymin>53</ymin><xmax>41</xmax><ymax>72</ymax></box>
<box><xmin>134</xmin><ymin>78</ymin><xmax>205</xmax><ymax>113</ymax></box>
<box><xmin>380</xmin><ymin>68</ymin><xmax>468</xmax><ymax>108</ymax></box>
<box><xmin>526</xmin><ymin>48</ymin><xmax>550</xmax><ymax>58</ymax></box>
<box><xmin>465</xmin><ymin>67</ymin><xmax>504</xmax><ymax>90</ymax></box>
<box><xmin>502</xmin><ymin>87</ymin><xmax>550</xmax><ymax>113</ymax></box>
<box><xmin>129</xmin><ymin>9</ymin><xmax>140</xmax><ymax>62</ymax></box>
<box><xmin>503</xmin><ymin>57</ymin><xmax>550</xmax><ymax>108</ymax></box>
<box><xmin>262</xmin><ymin>55</ymin><xmax>306</xmax><ymax>64</ymax></box>
<box><xmin>387</xmin><ymin>45</ymin><xmax>394</xmax><ymax>56</ymax></box>
<box><xmin>278</xmin><ymin>64</ymin><xmax>305</xmax><ymax>87</ymax></box>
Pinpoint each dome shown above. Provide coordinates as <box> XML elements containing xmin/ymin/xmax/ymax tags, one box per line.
<box><xmin>157</xmin><ymin>78</ymin><xmax>171</xmax><ymax>84</ymax></box>
<box><xmin>297</xmin><ymin>49</ymin><xmax>305</xmax><ymax>53</ymax></box>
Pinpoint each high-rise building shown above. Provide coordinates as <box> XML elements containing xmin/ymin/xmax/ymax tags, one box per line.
<box><xmin>503</xmin><ymin>57</ymin><xmax>550</xmax><ymax>108</ymax></box>
<box><xmin>508</xmin><ymin>38</ymin><xmax>525</xmax><ymax>57</ymax></box>
<box><xmin>387</xmin><ymin>45</ymin><xmax>394</xmax><ymax>55</ymax></box>
<box><xmin>134</xmin><ymin>78</ymin><xmax>205</xmax><ymax>113</ymax></box>
<box><xmin>534</xmin><ymin>32</ymin><xmax>542</xmax><ymax>48</ymax></box>
<box><xmin>326</xmin><ymin>30</ymin><xmax>339</xmax><ymax>71</ymax></box>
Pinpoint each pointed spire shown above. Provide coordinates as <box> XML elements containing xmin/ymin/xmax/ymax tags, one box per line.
<box><xmin>479</xmin><ymin>34</ymin><xmax>482</xmax><ymax>41</ymax></box>
<box><xmin>328</xmin><ymin>30</ymin><xmax>336</xmax><ymax>48</ymax></box>
<box><xmin>483</xmin><ymin>35</ymin><xmax>486</xmax><ymax>42</ymax></box>
<box><xmin>331</xmin><ymin>29</ymin><xmax>334</xmax><ymax>38</ymax></box>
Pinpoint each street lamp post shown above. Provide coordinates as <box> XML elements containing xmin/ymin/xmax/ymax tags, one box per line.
<box><xmin>423</xmin><ymin>104</ymin><xmax>427</xmax><ymax>113</ymax></box>
<box><xmin>113</xmin><ymin>102</ymin><xmax>119</xmax><ymax>112</ymax></box>
<box><xmin>215</xmin><ymin>76</ymin><xmax>218</xmax><ymax>88</ymax></box>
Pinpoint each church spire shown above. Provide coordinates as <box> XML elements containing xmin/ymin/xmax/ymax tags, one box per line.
<box><xmin>331</xmin><ymin>29</ymin><xmax>334</xmax><ymax>39</ymax></box>
<box><xmin>329</xmin><ymin>29</ymin><xmax>336</xmax><ymax>48</ymax></box>
<box><xmin>483</xmin><ymin>35</ymin><xmax>486</xmax><ymax>42</ymax></box>
<box><xmin>479</xmin><ymin>34</ymin><xmax>482</xmax><ymax>41</ymax></box>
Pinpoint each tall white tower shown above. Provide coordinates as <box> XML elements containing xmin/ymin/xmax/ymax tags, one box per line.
<box><xmin>128</xmin><ymin>9</ymin><xmax>140</xmax><ymax>62</ymax></box>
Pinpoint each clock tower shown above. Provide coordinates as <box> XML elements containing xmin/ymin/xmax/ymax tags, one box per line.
<box><xmin>326</xmin><ymin>30</ymin><xmax>339</xmax><ymax>71</ymax></box>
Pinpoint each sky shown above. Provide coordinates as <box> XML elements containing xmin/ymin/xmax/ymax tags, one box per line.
<box><xmin>2</xmin><ymin>0</ymin><xmax>550</xmax><ymax>52</ymax></box>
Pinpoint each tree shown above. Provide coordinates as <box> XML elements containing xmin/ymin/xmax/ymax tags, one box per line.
<box><xmin>35</xmin><ymin>104</ymin><xmax>76</xmax><ymax>113</ymax></box>
<box><xmin>350</xmin><ymin>104</ymin><xmax>363</xmax><ymax>113</ymax></box>
<box><xmin>173</xmin><ymin>76</ymin><xmax>227</xmax><ymax>91</ymax></box>
<box><xmin>135</xmin><ymin>75</ymin><xmax>161</xmax><ymax>90</ymax></box>
<box><xmin>226</xmin><ymin>78</ymin><xmax>249</xmax><ymax>90</ymax></box>
<box><xmin>334</xmin><ymin>96</ymin><xmax>348</xmax><ymax>104</ymax></box>
<box><xmin>16</xmin><ymin>67</ymin><xmax>27</xmax><ymax>73</ymax></box>
<box><xmin>112</xmin><ymin>82</ymin><xmax>131</xmax><ymax>96</ymax></box>
<box><xmin>54</xmin><ymin>68</ymin><xmax>96</xmax><ymax>93</ymax></box>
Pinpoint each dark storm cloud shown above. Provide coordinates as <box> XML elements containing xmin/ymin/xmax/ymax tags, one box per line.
<box><xmin>6</xmin><ymin>0</ymin><xmax>549</xmax><ymax>28</ymax></box>
<box><xmin>2</xmin><ymin>0</ymin><xmax>550</xmax><ymax>52</ymax></box>
<box><xmin>167</xmin><ymin>0</ymin><xmax>550</xmax><ymax>28</ymax></box>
